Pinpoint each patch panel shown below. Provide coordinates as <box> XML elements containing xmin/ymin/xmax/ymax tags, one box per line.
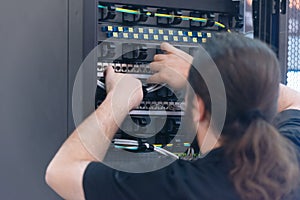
<box><xmin>97</xmin><ymin>41</ymin><xmax>197</xmax><ymax>63</ymax></box>
<box><xmin>97</xmin><ymin>62</ymin><xmax>152</xmax><ymax>75</ymax></box>
<box><xmin>101</xmin><ymin>25</ymin><xmax>212</xmax><ymax>44</ymax></box>
<box><xmin>96</xmin><ymin>86</ymin><xmax>185</xmax><ymax>108</ymax></box>
<box><xmin>137</xmin><ymin>101</ymin><xmax>184</xmax><ymax>111</ymax></box>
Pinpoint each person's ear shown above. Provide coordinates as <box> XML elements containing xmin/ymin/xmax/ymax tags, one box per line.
<box><xmin>192</xmin><ymin>96</ymin><xmax>206</xmax><ymax>123</ymax></box>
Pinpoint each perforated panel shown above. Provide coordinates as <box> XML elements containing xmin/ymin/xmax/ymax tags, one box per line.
<box><xmin>287</xmin><ymin>0</ymin><xmax>300</xmax><ymax>91</ymax></box>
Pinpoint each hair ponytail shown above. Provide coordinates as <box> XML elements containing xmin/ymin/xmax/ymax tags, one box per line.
<box><xmin>189</xmin><ymin>33</ymin><xmax>300</xmax><ymax>199</ymax></box>
<box><xmin>225</xmin><ymin>118</ymin><xmax>299</xmax><ymax>200</ymax></box>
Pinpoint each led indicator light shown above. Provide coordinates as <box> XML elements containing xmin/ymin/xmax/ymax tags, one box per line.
<box><xmin>123</xmin><ymin>33</ymin><xmax>129</xmax><ymax>38</ymax></box>
<box><xmin>113</xmin><ymin>32</ymin><xmax>119</xmax><ymax>38</ymax></box>
<box><xmin>138</xmin><ymin>28</ymin><xmax>144</xmax><ymax>33</ymax></box>
<box><xmin>118</xmin><ymin>27</ymin><xmax>123</xmax><ymax>32</ymax></box>
<box><xmin>108</xmin><ymin>26</ymin><xmax>113</xmax><ymax>31</ymax></box>
<box><xmin>144</xmin><ymin>34</ymin><xmax>149</xmax><ymax>40</ymax></box>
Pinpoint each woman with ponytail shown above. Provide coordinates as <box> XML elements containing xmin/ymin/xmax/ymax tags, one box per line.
<box><xmin>46</xmin><ymin>33</ymin><xmax>300</xmax><ymax>200</ymax></box>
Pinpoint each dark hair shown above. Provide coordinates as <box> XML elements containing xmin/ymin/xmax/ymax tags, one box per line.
<box><xmin>188</xmin><ymin>33</ymin><xmax>299</xmax><ymax>200</ymax></box>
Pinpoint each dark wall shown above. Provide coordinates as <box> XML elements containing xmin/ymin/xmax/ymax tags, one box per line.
<box><xmin>0</xmin><ymin>0</ymin><xmax>68</xmax><ymax>199</ymax></box>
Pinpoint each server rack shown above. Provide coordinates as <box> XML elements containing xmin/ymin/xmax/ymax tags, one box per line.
<box><xmin>72</xmin><ymin>0</ymin><xmax>244</xmax><ymax>160</ymax></box>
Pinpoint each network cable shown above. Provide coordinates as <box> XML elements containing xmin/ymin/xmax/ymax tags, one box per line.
<box><xmin>98</xmin><ymin>5</ymin><xmax>230</xmax><ymax>31</ymax></box>
<box><xmin>113</xmin><ymin>139</ymin><xmax>179</xmax><ymax>159</ymax></box>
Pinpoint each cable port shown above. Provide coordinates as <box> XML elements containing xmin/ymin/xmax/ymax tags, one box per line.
<box><xmin>115</xmin><ymin>63</ymin><xmax>121</xmax><ymax>72</ymax></box>
<box><xmin>121</xmin><ymin>63</ymin><xmax>127</xmax><ymax>72</ymax></box>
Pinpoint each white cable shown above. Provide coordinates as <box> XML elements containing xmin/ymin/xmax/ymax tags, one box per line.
<box><xmin>146</xmin><ymin>83</ymin><xmax>167</xmax><ymax>93</ymax></box>
<box><xmin>113</xmin><ymin>139</ymin><xmax>139</xmax><ymax>146</ymax></box>
<box><xmin>113</xmin><ymin>139</ymin><xmax>179</xmax><ymax>159</ymax></box>
<box><xmin>97</xmin><ymin>80</ymin><xmax>106</xmax><ymax>89</ymax></box>
<box><xmin>154</xmin><ymin>146</ymin><xmax>179</xmax><ymax>159</ymax></box>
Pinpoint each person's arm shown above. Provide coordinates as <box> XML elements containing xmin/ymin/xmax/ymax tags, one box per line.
<box><xmin>148</xmin><ymin>42</ymin><xmax>192</xmax><ymax>90</ymax></box>
<box><xmin>278</xmin><ymin>84</ymin><xmax>300</xmax><ymax>112</ymax></box>
<box><xmin>45</xmin><ymin>66</ymin><xmax>143</xmax><ymax>200</ymax></box>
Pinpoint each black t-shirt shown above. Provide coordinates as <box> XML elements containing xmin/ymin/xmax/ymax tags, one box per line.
<box><xmin>83</xmin><ymin>110</ymin><xmax>300</xmax><ymax>200</ymax></box>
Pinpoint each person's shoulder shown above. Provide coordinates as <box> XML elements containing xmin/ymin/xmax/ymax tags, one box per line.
<box><xmin>273</xmin><ymin>109</ymin><xmax>300</xmax><ymax>150</ymax></box>
<box><xmin>274</xmin><ymin>109</ymin><xmax>300</xmax><ymax>122</ymax></box>
<box><xmin>273</xmin><ymin>109</ymin><xmax>300</xmax><ymax>130</ymax></box>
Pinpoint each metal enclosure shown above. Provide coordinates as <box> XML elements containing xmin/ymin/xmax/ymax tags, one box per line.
<box><xmin>252</xmin><ymin>0</ymin><xmax>300</xmax><ymax>89</ymax></box>
<box><xmin>286</xmin><ymin>0</ymin><xmax>300</xmax><ymax>91</ymax></box>
<box><xmin>0</xmin><ymin>0</ymin><xmax>97</xmax><ymax>198</ymax></box>
<box><xmin>252</xmin><ymin>0</ymin><xmax>286</xmax><ymax>82</ymax></box>
<box><xmin>0</xmin><ymin>0</ymin><xmax>68</xmax><ymax>199</ymax></box>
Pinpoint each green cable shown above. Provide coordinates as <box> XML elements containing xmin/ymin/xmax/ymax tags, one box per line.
<box><xmin>98</xmin><ymin>5</ymin><xmax>106</xmax><ymax>9</ymax></box>
<box><xmin>98</xmin><ymin>4</ymin><xmax>229</xmax><ymax>31</ymax></box>
<box><xmin>116</xmin><ymin>7</ymin><xmax>140</xmax><ymax>14</ymax></box>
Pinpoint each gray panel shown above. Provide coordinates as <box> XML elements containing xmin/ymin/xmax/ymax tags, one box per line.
<box><xmin>68</xmin><ymin>0</ymin><xmax>97</xmax><ymax>133</ymax></box>
<box><xmin>0</xmin><ymin>0</ymin><xmax>68</xmax><ymax>199</ymax></box>
<box><xmin>278</xmin><ymin>0</ymin><xmax>288</xmax><ymax>84</ymax></box>
<box><xmin>68</xmin><ymin>0</ymin><xmax>84</xmax><ymax>133</ymax></box>
<box><xmin>286</xmin><ymin>1</ymin><xmax>300</xmax><ymax>91</ymax></box>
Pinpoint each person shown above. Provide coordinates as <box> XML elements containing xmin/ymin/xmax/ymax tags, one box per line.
<box><xmin>45</xmin><ymin>33</ymin><xmax>300</xmax><ymax>200</ymax></box>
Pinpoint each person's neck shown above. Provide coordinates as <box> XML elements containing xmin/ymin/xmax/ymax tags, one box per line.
<box><xmin>197</xmin><ymin>130</ymin><xmax>221</xmax><ymax>154</ymax></box>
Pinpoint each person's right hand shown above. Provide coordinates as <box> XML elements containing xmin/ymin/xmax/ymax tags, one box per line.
<box><xmin>105</xmin><ymin>66</ymin><xmax>143</xmax><ymax>111</ymax></box>
<box><xmin>148</xmin><ymin>42</ymin><xmax>193</xmax><ymax>90</ymax></box>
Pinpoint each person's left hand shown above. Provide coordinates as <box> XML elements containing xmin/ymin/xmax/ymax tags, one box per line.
<box><xmin>148</xmin><ymin>42</ymin><xmax>193</xmax><ymax>90</ymax></box>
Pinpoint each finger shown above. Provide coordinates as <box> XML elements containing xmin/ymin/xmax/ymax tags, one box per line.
<box><xmin>147</xmin><ymin>73</ymin><xmax>163</xmax><ymax>84</ymax></box>
<box><xmin>104</xmin><ymin>65</ymin><xmax>114</xmax><ymax>78</ymax></box>
<box><xmin>154</xmin><ymin>54</ymin><xmax>168</xmax><ymax>61</ymax></box>
<box><xmin>160</xmin><ymin>42</ymin><xmax>181</xmax><ymax>54</ymax></box>
<box><xmin>161</xmin><ymin>43</ymin><xmax>190</xmax><ymax>61</ymax></box>
<box><xmin>149</xmin><ymin>62</ymin><xmax>164</xmax><ymax>72</ymax></box>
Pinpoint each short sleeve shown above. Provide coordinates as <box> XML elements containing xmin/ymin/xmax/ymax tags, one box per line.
<box><xmin>273</xmin><ymin>109</ymin><xmax>300</xmax><ymax>151</ymax></box>
<box><xmin>82</xmin><ymin>161</ymin><xmax>179</xmax><ymax>200</ymax></box>
<box><xmin>83</xmin><ymin>162</ymin><xmax>120</xmax><ymax>200</ymax></box>
<box><xmin>82</xmin><ymin>149</ymin><xmax>240</xmax><ymax>200</ymax></box>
